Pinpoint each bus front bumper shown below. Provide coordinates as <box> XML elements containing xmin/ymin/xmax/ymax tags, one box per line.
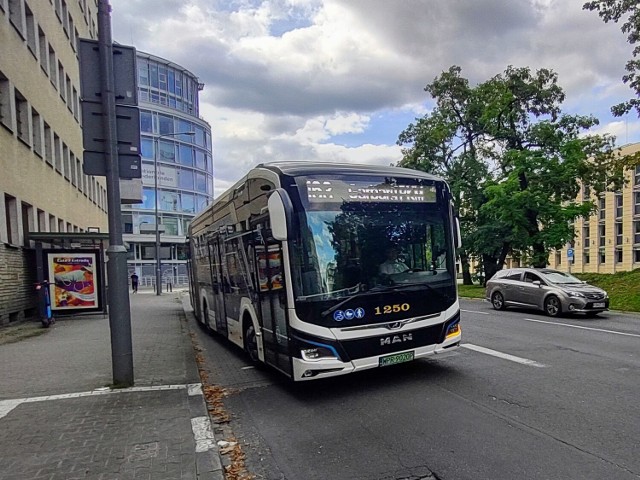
<box><xmin>291</xmin><ymin>333</ymin><xmax>460</xmax><ymax>381</ymax></box>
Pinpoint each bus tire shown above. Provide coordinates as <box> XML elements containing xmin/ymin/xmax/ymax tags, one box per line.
<box><xmin>243</xmin><ymin>317</ymin><xmax>259</xmax><ymax>363</ymax></box>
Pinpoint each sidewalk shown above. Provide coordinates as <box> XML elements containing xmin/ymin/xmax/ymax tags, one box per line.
<box><xmin>0</xmin><ymin>292</ymin><xmax>223</xmax><ymax>480</ymax></box>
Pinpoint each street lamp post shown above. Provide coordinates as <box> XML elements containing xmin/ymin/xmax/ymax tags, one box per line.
<box><xmin>154</xmin><ymin>131</ymin><xmax>194</xmax><ymax>295</ymax></box>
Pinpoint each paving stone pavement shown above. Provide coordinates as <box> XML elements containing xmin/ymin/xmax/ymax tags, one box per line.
<box><xmin>0</xmin><ymin>291</ymin><xmax>223</xmax><ymax>480</ymax></box>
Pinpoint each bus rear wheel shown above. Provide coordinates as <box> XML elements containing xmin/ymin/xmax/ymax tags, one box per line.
<box><xmin>244</xmin><ymin>321</ymin><xmax>259</xmax><ymax>363</ymax></box>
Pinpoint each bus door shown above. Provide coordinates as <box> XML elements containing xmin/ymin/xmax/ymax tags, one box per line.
<box><xmin>209</xmin><ymin>236</ymin><xmax>228</xmax><ymax>336</ymax></box>
<box><xmin>253</xmin><ymin>228</ymin><xmax>292</xmax><ymax>376</ymax></box>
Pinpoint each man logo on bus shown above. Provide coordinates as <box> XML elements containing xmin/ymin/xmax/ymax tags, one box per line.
<box><xmin>355</xmin><ymin>307</ymin><xmax>365</xmax><ymax>319</ymax></box>
<box><xmin>380</xmin><ymin>334</ymin><xmax>413</xmax><ymax>346</ymax></box>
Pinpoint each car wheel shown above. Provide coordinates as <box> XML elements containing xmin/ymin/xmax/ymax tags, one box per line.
<box><xmin>491</xmin><ymin>292</ymin><xmax>506</xmax><ymax>311</ymax></box>
<box><xmin>544</xmin><ymin>295</ymin><xmax>561</xmax><ymax>317</ymax></box>
<box><xmin>244</xmin><ymin>321</ymin><xmax>259</xmax><ymax>363</ymax></box>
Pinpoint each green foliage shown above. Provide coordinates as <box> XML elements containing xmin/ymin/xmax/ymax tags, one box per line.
<box><xmin>574</xmin><ymin>269</ymin><xmax>640</xmax><ymax>312</ymax></box>
<box><xmin>583</xmin><ymin>0</ymin><xmax>640</xmax><ymax>116</ymax></box>
<box><xmin>398</xmin><ymin>65</ymin><xmax>627</xmax><ymax>276</ymax></box>
<box><xmin>457</xmin><ymin>284</ymin><xmax>486</xmax><ymax>299</ymax></box>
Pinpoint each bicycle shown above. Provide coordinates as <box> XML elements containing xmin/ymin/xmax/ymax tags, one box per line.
<box><xmin>35</xmin><ymin>280</ymin><xmax>55</xmax><ymax>328</ymax></box>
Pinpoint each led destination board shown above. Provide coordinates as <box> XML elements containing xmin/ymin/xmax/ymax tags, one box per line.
<box><xmin>304</xmin><ymin>179</ymin><xmax>437</xmax><ymax>203</ymax></box>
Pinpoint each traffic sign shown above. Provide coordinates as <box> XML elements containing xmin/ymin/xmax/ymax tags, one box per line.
<box><xmin>567</xmin><ymin>248</ymin><xmax>574</xmax><ymax>259</ymax></box>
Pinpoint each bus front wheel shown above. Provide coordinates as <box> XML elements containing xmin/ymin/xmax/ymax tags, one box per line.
<box><xmin>244</xmin><ymin>320</ymin><xmax>259</xmax><ymax>363</ymax></box>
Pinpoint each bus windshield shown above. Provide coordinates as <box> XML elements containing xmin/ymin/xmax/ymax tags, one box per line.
<box><xmin>289</xmin><ymin>197</ymin><xmax>457</xmax><ymax>326</ymax></box>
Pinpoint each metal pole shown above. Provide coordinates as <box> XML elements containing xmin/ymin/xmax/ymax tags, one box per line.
<box><xmin>98</xmin><ymin>0</ymin><xmax>134</xmax><ymax>386</ymax></box>
<box><xmin>155</xmin><ymin>135</ymin><xmax>162</xmax><ymax>295</ymax></box>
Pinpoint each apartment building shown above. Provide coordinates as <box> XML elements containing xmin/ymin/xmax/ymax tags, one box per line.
<box><xmin>0</xmin><ymin>0</ymin><xmax>108</xmax><ymax>324</ymax></box>
<box><xmin>549</xmin><ymin>143</ymin><xmax>640</xmax><ymax>274</ymax></box>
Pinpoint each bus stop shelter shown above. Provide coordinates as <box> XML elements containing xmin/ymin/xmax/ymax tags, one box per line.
<box><xmin>28</xmin><ymin>232</ymin><xmax>110</xmax><ymax>318</ymax></box>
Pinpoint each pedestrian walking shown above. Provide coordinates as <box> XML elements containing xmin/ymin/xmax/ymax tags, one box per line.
<box><xmin>130</xmin><ymin>272</ymin><xmax>139</xmax><ymax>293</ymax></box>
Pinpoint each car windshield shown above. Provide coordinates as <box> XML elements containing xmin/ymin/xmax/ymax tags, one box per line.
<box><xmin>540</xmin><ymin>270</ymin><xmax>583</xmax><ymax>284</ymax></box>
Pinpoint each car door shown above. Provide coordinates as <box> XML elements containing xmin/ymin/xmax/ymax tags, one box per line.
<box><xmin>520</xmin><ymin>271</ymin><xmax>545</xmax><ymax>308</ymax></box>
<box><xmin>501</xmin><ymin>270</ymin><xmax>525</xmax><ymax>305</ymax></box>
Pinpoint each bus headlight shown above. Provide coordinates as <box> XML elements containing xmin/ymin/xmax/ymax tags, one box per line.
<box><xmin>301</xmin><ymin>346</ymin><xmax>338</xmax><ymax>362</ymax></box>
<box><xmin>445</xmin><ymin>321</ymin><xmax>461</xmax><ymax>339</ymax></box>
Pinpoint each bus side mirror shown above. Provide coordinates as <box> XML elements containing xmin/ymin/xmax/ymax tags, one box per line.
<box><xmin>455</xmin><ymin>217</ymin><xmax>462</xmax><ymax>249</ymax></box>
<box><xmin>268</xmin><ymin>188</ymin><xmax>293</xmax><ymax>241</ymax></box>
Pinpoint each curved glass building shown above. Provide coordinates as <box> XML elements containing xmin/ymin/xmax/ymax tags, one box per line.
<box><xmin>123</xmin><ymin>52</ymin><xmax>213</xmax><ymax>287</ymax></box>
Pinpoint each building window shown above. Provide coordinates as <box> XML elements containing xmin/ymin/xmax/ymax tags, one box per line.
<box><xmin>38</xmin><ymin>27</ymin><xmax>48</xmax><ymax>75</ymax></box>
<box><xmin>53</xmin><ymin>133</ymin><xmax>62</xmax><ymax>173</ymax></box>
<box><xmin>63</xmin><ymin>143</ymin><xmax>70</xmax><ymax>179</ymax></box>
<box><xmin>583</xmin><ymin>225</ymin><xmax>590</xmax><ymax>248</ymax></box>
<box><xmin>58</xmin><ymin>62</ymin><xmax>65</xmax><ymax>101</ymax></box>
<box><xmin>616</xmin><ymin>249</ymin><xmax>623</xmax><ymax>264</ymax></box>
<box><xmin>58</xmin><ymin>218</ymin><xmax>64</xmax><ymax>232</ymax></box>
<box><xmin>4</xmin><ymin>194</ymin><xmax>19</xmax><ymax>244</ymax></box>
<box><xmin>65</xmin><ymin>75</ymin><xmax>72</xmax><ymax>111</ymax></box>
<box><xmin>598</xmin><ymin>196</ymin><xmax>606</xmax><ymax>221</ymax></box>
<box><xmin>616</xmin><ymin>222</ymin><xmax>623</xmax><ymax>246</ymax></box>
<box><xmin>21</xmin><ymin>201</ymin><xmax>33</xmax><ymax>247</ymax></box>
<box><xmin>0</xmin><ymin>70</ymin><xmax>12</xmax><ymax>131</ymax></box>
<box><xmin>635</xmin><ymin>248</ymin><xmax>640</xmax><ymax>264</ymax></box>
<box><xmin>31</xmin><ymin>107</ymin><xmax>42</xmax><ymax>156</ymax></box>
<box><xmin>70</xmin><ymin>152</ymin><xmax>77</xmax><ymax>185</ymax></box>
<box><xmin>43</xmin><ymin>122</ymin><xmax>53</xmax><ymax>166</ymax></box>
<box><xmin>49</xmin><ymin>214</ymin><xmax>56</xmax><ymax>232</ymax></box>
<box><xmin>635</xmin><ymin>165</ymin><xmax>640</xmax><ymax>187</ymax></box>
<box><xmin>635</xmin><ymin>192</ymin><xmax>640</xmax><ymax>216</ymax></box>
<box><xmin>599</xmin><ymin>224</ymin><xmax>606</xmax><ymax>247</ymax></box>
<box><xmin>555</xmin><ymin>252</ymin><xmax>561</xmax><ymax>266</ymax></box>
<box><xmin>599</xmin><ymin>250</ymin><xmax>606</xmax><ymax>264</ymax></box>
<box><xmin>14</xmin><ymin>88</ymin><xmax>29</xmax><ymax>144</ymax></box>
<box><xmin>37</xmin><ymin>209</ymin><xmax>45</xmax><ymax>232</ymax></box>
<box><xmin>634</xmin><ymin>221</ymin><xmax>640</xmax><ymax>245</ymax></box>
<box><xmin>48</xmin><ymin>45</ymin><xmax>57</xmax><ymax>89</ymax></box>
<box><xmin>25</xmin><ymin>2</ymin><xmax>37</xmax><ymax>58</ymax></box>
<box><xmin>583</xmin><ymin>252</ymin><xmax>590</xmax><ymax>265</ymax></box>
<box><xmin>615</xmin><ymin>193</ymin><xmax>623</xmax><ymax>218</ymax></box>
<box><xmin>8</xmin><ymin>0</ymin><xmax>25</xmax><ymax>37</ymax></box>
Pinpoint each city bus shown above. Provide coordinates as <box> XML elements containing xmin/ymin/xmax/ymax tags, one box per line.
<box><xmin>188</xmin><ymin>162</ymin><xmax>462</xmax><ymax>381</ymax></box>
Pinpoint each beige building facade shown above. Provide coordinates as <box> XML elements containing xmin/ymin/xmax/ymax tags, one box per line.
<box><xmin>0</xmin><ymin>0</ymin><xmax>107</xmax><ymax>323</ymax></box>
<box><xmin>548</xmin><ymin>142</ymin><xmax>640</xmax><ymax>274</ymax></box>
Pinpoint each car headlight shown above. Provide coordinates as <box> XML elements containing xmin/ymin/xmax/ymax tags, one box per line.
<box><xmin>567</xmin><ymin>291</ymin><xmax>585</xmax><ymax>298</ymax></box>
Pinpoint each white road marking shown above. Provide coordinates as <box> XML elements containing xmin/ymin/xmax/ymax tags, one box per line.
<box><xmin>191</xmin><ymin>416</ymin><xmax>216</xmax><ymax>453</ymax></box>
<box><xmin>188</xmin><ymin>383</ymin><xmax>203</xmax><ymax>396</ymax></box>
<box><xmin>461</xmin><ymin>309</ymin><xmax>490</xmax><ymax>315</ymax></box>
<box><xmin>461</xmin><ymin>343</ymin><xmax>546</xmax><ymax>367</ymax></box>
<box><xmin>0</xmin><ymin>384</ymin><xmax>196</xmax><ymax>419</ymax></box>
<box><xmin>524</xmin><ymin>318</ymin><xmax>640</xmax><ymax>338</ymax></box>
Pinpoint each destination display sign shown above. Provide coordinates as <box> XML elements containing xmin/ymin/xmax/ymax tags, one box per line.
<box><xmin>304</xmin><ymin>179</ymin><xmax>437</xmax><ymax>203</ymax></box>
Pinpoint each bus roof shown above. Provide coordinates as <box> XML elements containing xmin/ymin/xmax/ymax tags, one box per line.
<box><xmin>256</xmin><ymin>161</ymin><xmax>444</xmax><ymax>181</ymax></box>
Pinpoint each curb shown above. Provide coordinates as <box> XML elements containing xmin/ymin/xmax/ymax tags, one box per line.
<box><xmin>178</xmin><ymin>292</ymin><xmax>225</xmax><ymax>480</ymax></box>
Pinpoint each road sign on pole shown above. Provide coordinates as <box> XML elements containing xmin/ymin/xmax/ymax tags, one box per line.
<box><xmin>567</xmin><ymin>248</ymin><xmax>574</xmax><ymax>260</ymax></box>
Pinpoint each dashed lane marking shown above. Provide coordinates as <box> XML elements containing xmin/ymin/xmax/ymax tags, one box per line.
<box><xmin>461</xmin><ymin>309</ymin><xmax>490</xmax><ymax>315</ymax></box>
<box><xmin>461</xmin><ymin>343</ymin><xmax>546</xmax><ymax>367</ymax></box>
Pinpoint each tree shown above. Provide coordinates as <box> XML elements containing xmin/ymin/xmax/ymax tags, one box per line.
<box><xmin>583</xmin><ymin>0</ymin><xmax>640</xmax><ymax>117</ymax></box>
<box><xmin>398</xmin><ymin>66</ymin><xmax>625</xmax><ymax>283</ymax></box>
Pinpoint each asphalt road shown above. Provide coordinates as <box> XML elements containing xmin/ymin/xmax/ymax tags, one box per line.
<box><xmin>192</xmin><ymin>299</ymin><xmax>640</xmax><ymax>480</ymax></box>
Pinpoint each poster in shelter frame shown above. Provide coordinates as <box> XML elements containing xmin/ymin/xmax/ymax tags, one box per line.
<box><xmin>47</xmin><ymin>252</ymin><xmax>99</xmax><ymax>311</ymax></box>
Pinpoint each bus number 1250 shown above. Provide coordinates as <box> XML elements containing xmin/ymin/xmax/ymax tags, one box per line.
<box><xmin>375</xmin><ymin>303</ymin><xmax>411</xmax><ymax>315</ymax></box>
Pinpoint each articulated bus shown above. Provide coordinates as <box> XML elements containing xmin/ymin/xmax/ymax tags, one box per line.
<box><xmin>189</xmin><ymin>162</ymin><xmax>462</xmax><ymax>381</ymax></box>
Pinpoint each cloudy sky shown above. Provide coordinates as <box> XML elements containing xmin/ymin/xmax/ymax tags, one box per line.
<box><xmin>110</xmin><ymin>0</ymin><xmax>639</xmax><ymax>197</ymax></box>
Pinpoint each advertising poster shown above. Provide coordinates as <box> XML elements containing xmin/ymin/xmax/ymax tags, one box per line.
<box><xmin>47</xmin><ymin>252</ymin><xmax>99</xmax><ymax>311</ymax></box>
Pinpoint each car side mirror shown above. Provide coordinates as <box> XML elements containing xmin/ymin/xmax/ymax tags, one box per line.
<box><xmin>532</xmin><ymin>280</ymin><xmax>541</xmax><ymax>287</ymax></box>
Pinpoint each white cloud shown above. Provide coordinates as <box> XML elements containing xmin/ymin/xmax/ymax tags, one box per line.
<box><xmin>110</xmin><ymin>0</ymin><xmax>640</xmax><ymax>197</ymax></box>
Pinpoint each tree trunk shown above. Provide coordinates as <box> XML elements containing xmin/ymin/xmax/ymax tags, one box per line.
<box><xmin>531</xmin><ymin>242</ymin><xmax>548</xmax><ymax>268</ymax></box>
<box><xmin>460</xmin><ymin>252</ymin><xmax>473</xmax><ymax>285</ymax></box>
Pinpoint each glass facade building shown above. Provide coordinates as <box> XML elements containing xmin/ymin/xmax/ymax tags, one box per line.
<box><xmin>123</xmin><ymin>52</ymin><xmax>213</xmax><ymax>286</ymax></box>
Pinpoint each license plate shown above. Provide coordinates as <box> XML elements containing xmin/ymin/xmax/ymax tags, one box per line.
<box><xmin>593</xmin><ymin>302</ymin><xmax>605</xmax><ymax>308</ymax></box>
<box><xmin>379</xmin><ymin>351</ymin><xmax>414</xmax><ymax>367</ymax></box>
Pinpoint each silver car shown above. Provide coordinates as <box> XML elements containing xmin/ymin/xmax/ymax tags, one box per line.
<box><xmin>485</xmin><ymin>268</ymin><xmax>609</xmax><ymax>317</ymax></box>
